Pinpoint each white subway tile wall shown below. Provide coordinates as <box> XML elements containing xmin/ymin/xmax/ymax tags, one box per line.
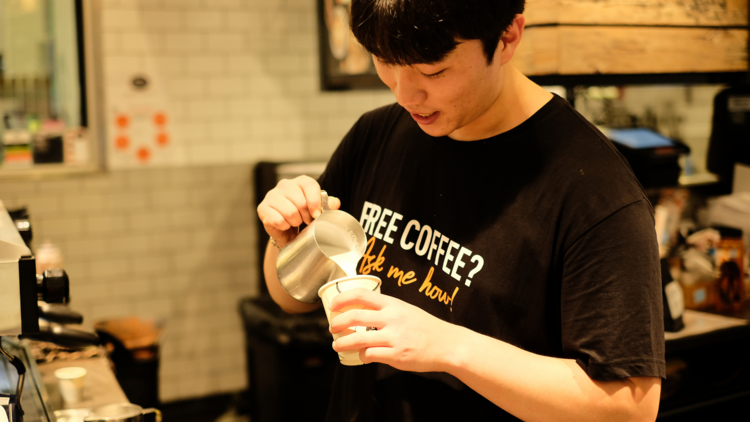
<box><xmin>0</xmin><ymin>165</ymin><xmax>257</xmax><ymax>402</ymax></box>
<box><xmin>101</xmin><ymin>0</ymin><xmax>394</xmax><ymax>167</ymax></box>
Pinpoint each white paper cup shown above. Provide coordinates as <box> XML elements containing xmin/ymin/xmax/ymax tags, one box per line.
<box><xmin>318</xmin><ymin>275</ymin><xmax>381</xmax><ymax>366</ymax></box>
<box><xmin>54</xmin><ymin>366</ymin><xmax>87</xmax><ymax>405</ymax></box>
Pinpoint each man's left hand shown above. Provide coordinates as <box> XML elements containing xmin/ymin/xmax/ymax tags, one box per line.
<box><xmin>329</xmin><ymin>288</ymin><xmax>462</xmax><ymax>373</ymax></box>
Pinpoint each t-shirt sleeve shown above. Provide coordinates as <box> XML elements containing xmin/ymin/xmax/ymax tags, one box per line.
<box><xmin>560</xmin><ymin>198</ymin><xmax>666</xmax><ymax>381</ymax></box>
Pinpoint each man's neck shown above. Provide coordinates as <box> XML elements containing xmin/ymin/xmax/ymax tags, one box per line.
<box><xmin>448</xmin><ymin>64</ymin><xmax>553</xmax><ymax>141</ymax></box>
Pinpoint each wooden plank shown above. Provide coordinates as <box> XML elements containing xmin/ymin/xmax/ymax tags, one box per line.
<box><xmin>525</xmin><ymin>0</ymin><xmax>748</xmax><ymax>27</ymax></box>
<box><xmin>515</xmin><ymin>27</ymin><xmax>561</xmax><ymax>75</ymax></box>
<box><xmin>515</xmin><ymin>26</ymin><xmax>749</xmax><ymax>75</ymax></box>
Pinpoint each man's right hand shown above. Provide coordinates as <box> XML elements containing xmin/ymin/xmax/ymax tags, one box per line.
<box><xmin>257</xmin><ymin>176</ymin><xmax>341</xmax><ymax>248</ymax></box>
<box><xmin>257</xmin><ymin>176</ymin><xmax>341</xmax><ymax>314</ymax></box>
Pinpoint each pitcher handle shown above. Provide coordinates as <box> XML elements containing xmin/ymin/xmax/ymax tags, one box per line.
<box><xmin>141</xmin><ymin>408</ymin><xmax>162</xmax><ymax>422</ymax></box>
<box><xmin>321</xmin><ymin>190</ymin><xmax>330</xmax><ymax>212</ymax></box>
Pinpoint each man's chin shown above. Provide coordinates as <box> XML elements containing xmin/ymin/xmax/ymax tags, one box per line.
<box><xmin>417</xmin><ymin>123</ymin><xmax>452</xmax><ymax>138</ymax></box>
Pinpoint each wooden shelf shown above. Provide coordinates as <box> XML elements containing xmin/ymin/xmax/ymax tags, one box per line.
<box><xmin>518</xmin><ymin>0</ymin><xmax>749</xmax><ymax>78</ymax></box>
<box><xmin>525</xmin><ymin>0</ymin><xmax>748</xmax><ymax>27</ymax></box>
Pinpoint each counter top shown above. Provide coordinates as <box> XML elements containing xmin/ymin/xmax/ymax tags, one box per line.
<box><xmin>665</xmin><ymin>310</ymin><xmax>747</xmax><ymax>341</ymax></box>
<box><xmin>38</xmin><ymin>357</ymin><xmax>128</xmax><ymax>412</ymax></box>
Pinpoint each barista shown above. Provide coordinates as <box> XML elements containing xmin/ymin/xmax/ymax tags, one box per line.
<box><xmin>257</xmin><ymin>1</ymin><xmax>665</xmax><ymax>421</ymax></box>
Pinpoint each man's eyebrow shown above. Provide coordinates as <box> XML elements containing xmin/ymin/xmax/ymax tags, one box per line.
<box><xmin>372</xmin><ymin>54</ymin><xmax>448</xmax><ymax>67</ymax></box>
<box><xmin>414</xmin><ymin>60</ymin><xmax>448</xmax><ymax>68</ymax></box>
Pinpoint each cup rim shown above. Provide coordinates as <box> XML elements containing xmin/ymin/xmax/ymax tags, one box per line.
<box><xmin>318</xmin><ymin>275</ymin><xmax>381</xmax><ymax>297</ymax></box>
<box><xmin>54</xmin><ymin>366</ymin><xmax>87</xmax><ymax>379</ymax></box>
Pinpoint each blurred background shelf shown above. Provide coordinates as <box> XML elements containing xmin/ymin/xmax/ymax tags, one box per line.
<box><xmin>519</xmin><ymin>0</ymin><xmax>749</xmax><ymax>78</ymax></box>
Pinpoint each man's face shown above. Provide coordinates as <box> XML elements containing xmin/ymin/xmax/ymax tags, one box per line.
<box><xmin>372</xmin><ymin>39</ymin><xmax>505</xmax><ymax>141</ymax></box>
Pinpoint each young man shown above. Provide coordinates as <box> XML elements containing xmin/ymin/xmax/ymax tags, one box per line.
<box><xmin>257</xmin><ymin>1</ymin><xmax>665</xmax><ymax>421</ymax></box>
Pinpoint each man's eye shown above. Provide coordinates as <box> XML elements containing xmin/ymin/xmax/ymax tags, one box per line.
<box><xmin>421</xmin><ymin>69</ymin><xmax>445</xmax><ymax>79</ymax></box>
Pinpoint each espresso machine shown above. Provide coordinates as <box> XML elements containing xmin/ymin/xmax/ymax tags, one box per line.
<box><xmin>0</xmin><ymin>200</ymin><xmax>97</xmax><ymax>422</ymax></box>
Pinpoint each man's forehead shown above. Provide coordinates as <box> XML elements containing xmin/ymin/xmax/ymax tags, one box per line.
<box><xmin>372</xmin><ymin>39</ymin><xmax>470</xmax><ymax>66</ymax></box>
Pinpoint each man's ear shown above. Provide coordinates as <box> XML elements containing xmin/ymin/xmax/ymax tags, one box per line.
<box><xmin>498</xmin><ymin>14</ymin><xmax>525</xmax><ymax>66</ymax></box>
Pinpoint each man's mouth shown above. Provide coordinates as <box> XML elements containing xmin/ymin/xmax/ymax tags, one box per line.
<box><xmin>411</xmin><ymin>111</ymin><xmax>440</xmax><ymax>125</ymax></box>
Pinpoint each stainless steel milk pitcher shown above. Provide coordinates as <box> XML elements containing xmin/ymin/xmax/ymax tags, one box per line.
<box><xmin>276</xmin><ymin>191</ymin><xmax>367</xmax><ymax>304</ymax></box>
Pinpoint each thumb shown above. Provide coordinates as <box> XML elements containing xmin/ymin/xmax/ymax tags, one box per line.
<box><xmin>312</xmin><ymin>195</ymin><xmax>342</xmax><ymax>218</ymax></box>
<box><xmin>328</xmin><ymin>196</ymin><xmax>341</xmax><ymax>210</ymax></box>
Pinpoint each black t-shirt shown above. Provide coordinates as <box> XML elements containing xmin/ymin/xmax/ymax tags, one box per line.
<box><xmin>317</xmin><ymin>95</ymin><xmax>666</xmax><ymax>422</ymax></box>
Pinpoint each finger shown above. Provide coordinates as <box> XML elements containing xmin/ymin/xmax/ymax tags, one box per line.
<box><xmin>258</xmin><ymin>188</ymin><xmax>303</xmax><ymax>229</ymax></box>
<box><xmin>258</xmin><ymin>202</ymin><xmax>294</xmax><ymax>232</ymax></box>
<box><xmin>333</xmin><ymin>329</ymin><xmax>390</xmax><ymax>352</ymax></box>
<box><xmin>328</xmin><ymin>196</ymin><xmax>341</xmax><ymax>210</ymax></box>
<box><xmin>262</xmin><ymin>220</ymin><xmax>290</xmax><ymax>240</ymax></box>
<box><xmin>295</xmin><ymin>176</ymin><xmax>324</xmax><ymax>219</ymax></box>
<box><xmin>330</xmin><ymin>289</ymin><xmax>388</xmax><ymax>312</ymax></box>
<box><xmin>360</xmin><ymin>346</ymin><xmax>397</xmax><ymax>365</ymax></box>
<box><xmin>275</xmin><ymin>180</ymin><xmax>314</xmax><ymax>225</ymax></box>
<box><xmin>330</xmin><ymin>308</ymin><xmax>383</xmax><ymax>334</ymax></box>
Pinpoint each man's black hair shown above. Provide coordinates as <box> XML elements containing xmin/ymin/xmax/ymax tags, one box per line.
<box><xmin>351</xmin><ymin>0</ymin><xmax>526</xmax><ymax>66</ymax></box>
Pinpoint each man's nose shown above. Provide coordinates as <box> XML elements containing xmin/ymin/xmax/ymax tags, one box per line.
<box><xmin>392</xmin><ymin>68</ymin><xmax>427</xmax><ymax>107</ymax></box>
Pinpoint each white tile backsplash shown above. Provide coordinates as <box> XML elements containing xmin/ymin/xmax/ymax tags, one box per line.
<box><xmin>162</xmin><ymin>0</ymin><xmax>200</xmax><ymax>8</ymax></box>
<box><xmin>206</xmin><ymin>33</ymin><xmax>245</xmax><ymax>52</ymax></box>
<box><xmin>209</xmin><ymin>0</ymin><xmax>244</xmax><ymax>9</ymax></box>
<box><xmin>192</xmin><ymin>10</ymin><xmax>227</xmax><ymax>27</ymax></box>
<box><xmin>0</xmin><ymin>165</ymin><xmax>260</xmax><ymax>403</ymax></box>
<box><xmin>164</xmin><ymin>32</ymin><xmax>205</xmax><ymax>53</ymax></box>
<box><xmin>101</xmin><ymin>10</ymin><xmax>141</xmax><ymax>30</ymax></box>
<box><xmin>141</xmin><ymin>11</ymin><xmax>184</xmax><ymax>30</ymax></box>
<box><xmin>100</xmin><ymin>0</ymin><xmax>394</xmax><ymax>169</ymax></box>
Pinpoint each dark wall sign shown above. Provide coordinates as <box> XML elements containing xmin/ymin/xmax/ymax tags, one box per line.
<box><xmin>317</xmin><ymin>0</ymin><xmax>386</xmax><ymax>91</ymax></box>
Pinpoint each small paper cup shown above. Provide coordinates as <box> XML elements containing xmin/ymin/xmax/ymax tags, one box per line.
<box><xmin>54</xmin><ymin>367</ymin><xmax>87</xmax><ymax>405</ymax></box>
<box><xmin>318</xmin><ymin>275</ymin><xmax>381</xmax><ymax>366</ymax></box>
